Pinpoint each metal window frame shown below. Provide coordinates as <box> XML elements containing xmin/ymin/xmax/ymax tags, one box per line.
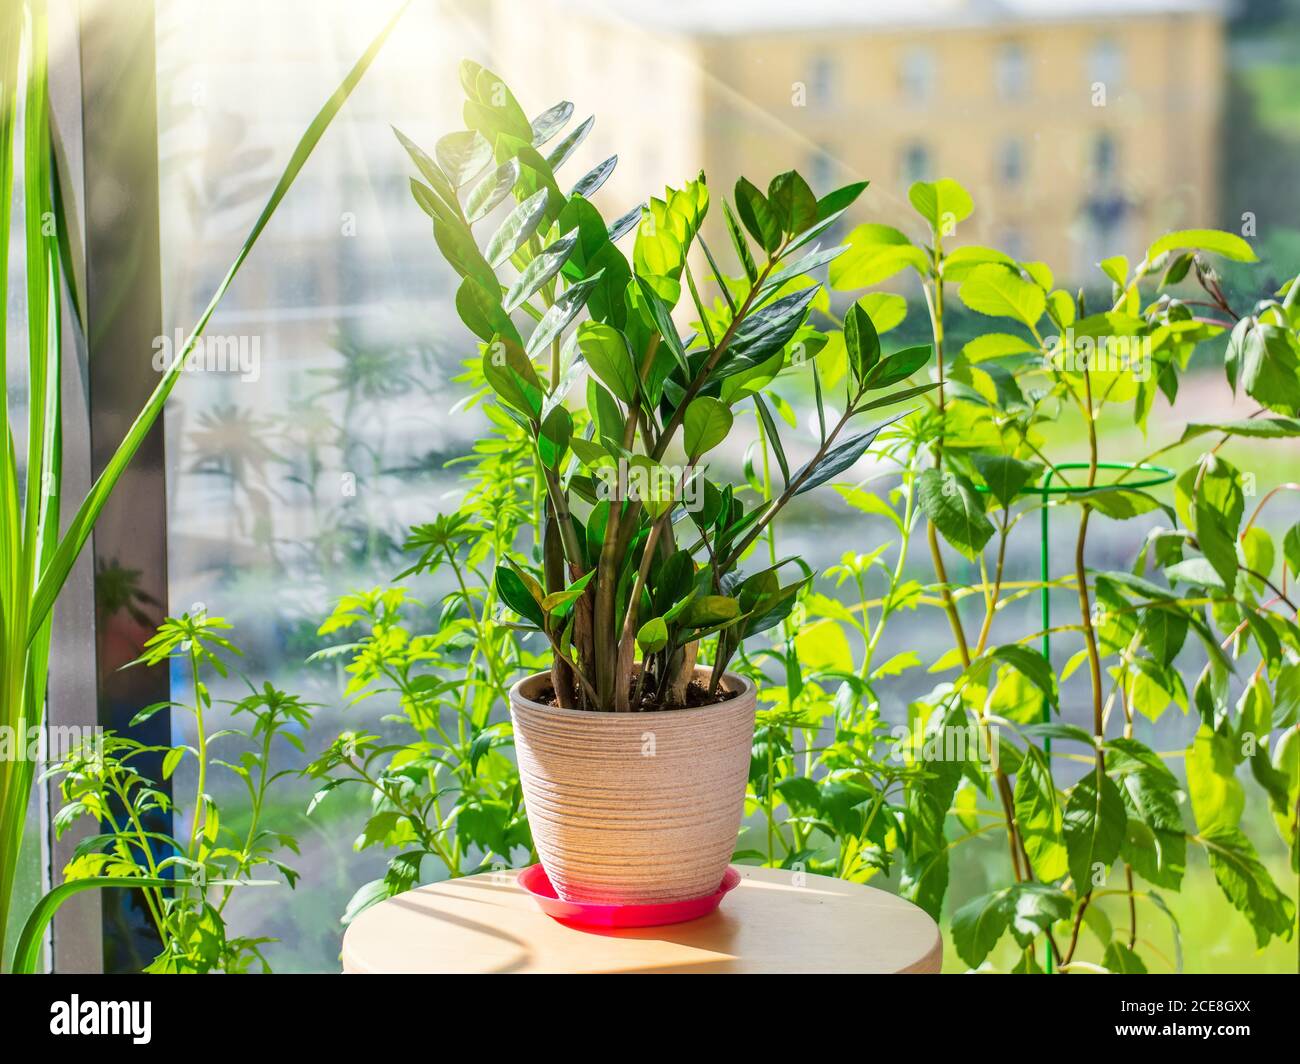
<box><xmin>40</xmin><ymin>0</ymin><xmax>172</xmax><ymax>973</ymax></box>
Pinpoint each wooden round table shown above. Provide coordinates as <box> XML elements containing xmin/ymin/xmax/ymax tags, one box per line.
<box><xmin>342</xmin><ymin>866</ymin><xmax>942</xmax><ymax>974</ymax></box>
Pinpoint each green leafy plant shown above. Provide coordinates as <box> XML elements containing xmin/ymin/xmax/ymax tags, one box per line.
<box><xmin>393</xmin><ymin>61</ymin><xmax>933</xmax><ymax>713</ymax></box>
<box><xmin>805</xmin><ymin>178</ymin><xmax>1299</xmax><ymax>970</ymax></box>
<box><xmin>305</xmin><ymin>440</ymin><xmax>542</xmax><ymax>920</ymax></box>
<box><xmin>0</xmin><ymin>0</ymin><xmax>407</xmax><ymax>965</ymax></box>
<box><xmin>36</xmin><ymin>613</ymin><xmax>307</xmax><ymax>973</ymax></box>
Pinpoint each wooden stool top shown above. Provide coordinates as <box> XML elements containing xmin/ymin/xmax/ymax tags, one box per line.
<box><xmin>342</xmin><ymin>866</ymin><xmax>942</xmax><ymax>974</ymax></box>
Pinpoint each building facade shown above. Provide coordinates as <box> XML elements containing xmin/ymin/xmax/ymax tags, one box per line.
<box><xmin>491</xmin><ymin>0</ymin><xmax>1226</xmax><ymax>285</ymax></box>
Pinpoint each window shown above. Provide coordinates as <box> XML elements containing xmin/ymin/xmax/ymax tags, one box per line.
<box><xmin>1088</xmin><ymin>37</ymin><xmax>1123</xmax><ymax>90</ymax></box>
<box><xmin>999</xmin><ymin>227</ymin><xmax>1027</xmax><ymax>260</ymax></box>
<box><xmin>1093</xmin><ymin>131</ymin><xmax>1118</xmax><ymax>181</ymax></box>
<box><xmin>900</xmin><ymin>46</ymin><xmax>935</xmax><ymax>103</ymax></box>
<box><xmin>901</xmin><ymin>141</ymin><xmax>932</xmax><ymax>186</ymax></box>
<box><xmin>998</xmin><ymin>137</ymin><xmax>1026</xmax><ymax>185</ymax></box>
<box><xmin>809</xmin><ymin>143</ymin><xmax>835</xmax><ymax>191</ymax></box>
<box><xmin>995</xmin><ymin>41</ymin><xmax>1030</xmax><ymax>100</ymax></box>
<box><xmin>809</xmin><ymin>52</ymin><xmax>836</xmax><ymax>106</ymax></box>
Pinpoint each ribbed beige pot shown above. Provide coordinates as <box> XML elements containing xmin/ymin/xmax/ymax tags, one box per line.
<box><xmin>509</xmin><ymin>667</ymin><xmax>756</xmax><ymax>906</ymax></box>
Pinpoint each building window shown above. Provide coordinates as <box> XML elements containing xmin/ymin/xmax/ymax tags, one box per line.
<box><xmin>901</xmin><ymin>142</ymin><xmax>931</xmax><ymax>186</ymax></box>
<box><xmin>900</xmin><ymin>47</ymin><xmax>935</xmax><ymax>103</ymax></box>
<box><xmin>809</xmin><ymin>144</ymin><xmax>835</xmax><ymax>191</ymax></box>
<box><xmin>999</xmin><ymin>227</ymin><xmax>1027</xmax><ymax>260</ymax></box>
<box><xmin>1093</xmin><ymin>132</ymin><xmax>1118</xmax><ymax>182</ymax></box>
<box><xmin>809</xmin><ymin>53</ymin><xmax>836</xmax><ymax>107</ymax></box>
<box><xmin>995</xmin><ymin>41</ymin><xmax>1029</xmax><ymax>100</ymax></box>
<box><xmin>1089</xmin><ymin>37</ymin><xmax>1123</xmax><ymax>90</ymax></box>
<box><xmin>998</xmin><ymin>137</ymin><xmax>1026</xmax><ymax>185</ymax></box>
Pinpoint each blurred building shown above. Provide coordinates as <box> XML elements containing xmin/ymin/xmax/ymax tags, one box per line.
<box><xmin>489</xmin><ymin>0</ymin><xmax>1227</xmax><ymax>284</ymax></box>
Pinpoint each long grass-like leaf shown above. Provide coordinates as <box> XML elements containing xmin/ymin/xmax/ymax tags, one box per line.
<box><xmin>11</xmin><ymin>875</ymin><xmax>266</xmax><ymax>973</ymax></box>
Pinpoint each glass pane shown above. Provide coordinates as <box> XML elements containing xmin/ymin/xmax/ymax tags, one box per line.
<box><xmin>154</xmin><ymin>0</ymin><xmax>475</xmax><ymax>971</ymax></box>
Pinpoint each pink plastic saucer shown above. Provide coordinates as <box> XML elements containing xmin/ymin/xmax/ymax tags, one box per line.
<box><xmin>517</xmin><ymin>864</ymin><xmax>741</xmax><ymax>928</ymax></box>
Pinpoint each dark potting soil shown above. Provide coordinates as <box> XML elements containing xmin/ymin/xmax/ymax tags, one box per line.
<box><xmin>533</xmin><ymin>678</ymin><xmax>737</xmax><ymax>711</ymax></box>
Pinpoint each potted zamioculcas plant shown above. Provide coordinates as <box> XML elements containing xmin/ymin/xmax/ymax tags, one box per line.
<box><xmin>395</xmin><ymin>62</ymin><xmax>933</xmax><ymax>907</ymax></box>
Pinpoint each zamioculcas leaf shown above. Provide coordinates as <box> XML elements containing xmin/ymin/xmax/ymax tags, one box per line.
<box><xmin>722</xmin><ymin>199</ymin><xmax>758</xmax><ymax>283</ymax></box>
<box><xmin>538</xmin><ymin>406</ymin><xmax>572</xmax><ymax>470</ymax></box>
<box><xmin>683</xmin><ymin>595</ymin><xmax>740</xmax><ymax>628</ymax></box>
<box><xmin>456</xmin><ymin>276</ymin><xmax>520</xmax><ymax>345</ymax></box>
<box><xmin>752</xmin><ymin>394</ymin><xmax>790</xmax><ymax>487</ymax></box>
<box><xmin>503</xmin><ymin>234</ymin><xmax>577</xmax><ymax>312</ymax></box>
<box><xmin>633</xmin><ymin>275</ymin><xmax>690</xmax><ymax>374</ymax></box>
<box><xmin>435</xmin><ymin>129</ymin><xmax>492</xmax><ymax>187</ymax></box>
<box><xmin>409</xmin><ymin>176</ymin><xmax>457</xmax><ymax>225</ymax></box>
<box><xmin>529</xmin><ymin>100</ymin><xmax>574</xmax><ymax>147</ymax></box>
<box><xmin>607</xmin><ymin>204</ymin><xmax>642</xmax><ymax>244</ymax></box>
<box><xmin>392</xmin><ymin>126</ymin><xmax>458</xmax><ymax>209</ymax></box>
<box><xmin>734</xmin><ymin>177</ymin><xmax>782</xmax><ymax>254</ymax></box>
<box><xmin>790</xmin><ymin>413</ymin><xmax>906</xmax><ymax>496</ymax></box>
<box><xmin>482</xmin><ymin>335</ymin><xmax>544</xmax><ymax>418</ymax></box>
<box><xmin>843</xmin><ymin>299</ymin><xmax>881</xmax><ymax>384</ymax></box>
<box><xmin>545</xmin><ymin>114</ymin><xmax>593</xmax><ymax>171</ymax></box>
<box><xmin>577</xmin><ymin>320</ymin><xmax>637</xmax><ymax>403</ymax></box>
<box><xmin>496</xmin><ymin>561</ymin><xmax>545</xmax><ymax>628</ymax></box>
<box><xmin>569</xmin><ymin>435</ymin><xmax>611</xmax><ymax>470</ymax></box>
<box><xmin>725</xmin><ymin>285</ymin><xmax>820</xmax><ymax>371</ymax></box>
<box><xmin>525</xmin><ymin>269</ymin><xmax>606</xmax><ymax>358</ymax></box>
<box><xmin>815</xmin><ymin>179</ymin><xmax>868</xmax><ymax>221</ymax></box>
<box><xmin>570</xmin><ymin>155</ymin><xmax>617</xmax><ymax>200</ymax></box>
<box><xmin>767</xmin><ymin>170</ymin><xmax>818</xmax><ymax>237</ymax></box>
<box><xmin>863</xmin><ymin>344</ymin><xmax>930</xmax><ymax>390</ymax></box>
<box><xmin>464</xmin><ymin>158</ymin><xmax>521</xmax><ymax>223</ymax></box>
<box><xmin>485</xmin><ymin>187</ymin><xmax>550</xmax><ymax>267</ymax></box>
<box><xmin>682</xmin><ymin>397</ymin><xmax>733</xmax><ymax>459</ymax></box>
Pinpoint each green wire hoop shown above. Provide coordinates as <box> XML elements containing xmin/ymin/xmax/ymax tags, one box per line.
<box><xmin>970</xmin><ymin>460</ymin><xmax>1175</xmax><ymax>972</ymax></box>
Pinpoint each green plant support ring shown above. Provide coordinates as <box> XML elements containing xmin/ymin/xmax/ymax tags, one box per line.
<box><xmin>974</xmin><ymin>460</ymin><xmax>1174</xmax><ymax>971</ymax></box>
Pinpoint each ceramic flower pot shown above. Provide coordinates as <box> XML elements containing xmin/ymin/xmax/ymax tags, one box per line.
<box><xmin>509</xmin><ymin>667</ymin><xmax>757</xmax><ymax>906</ymax></box>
